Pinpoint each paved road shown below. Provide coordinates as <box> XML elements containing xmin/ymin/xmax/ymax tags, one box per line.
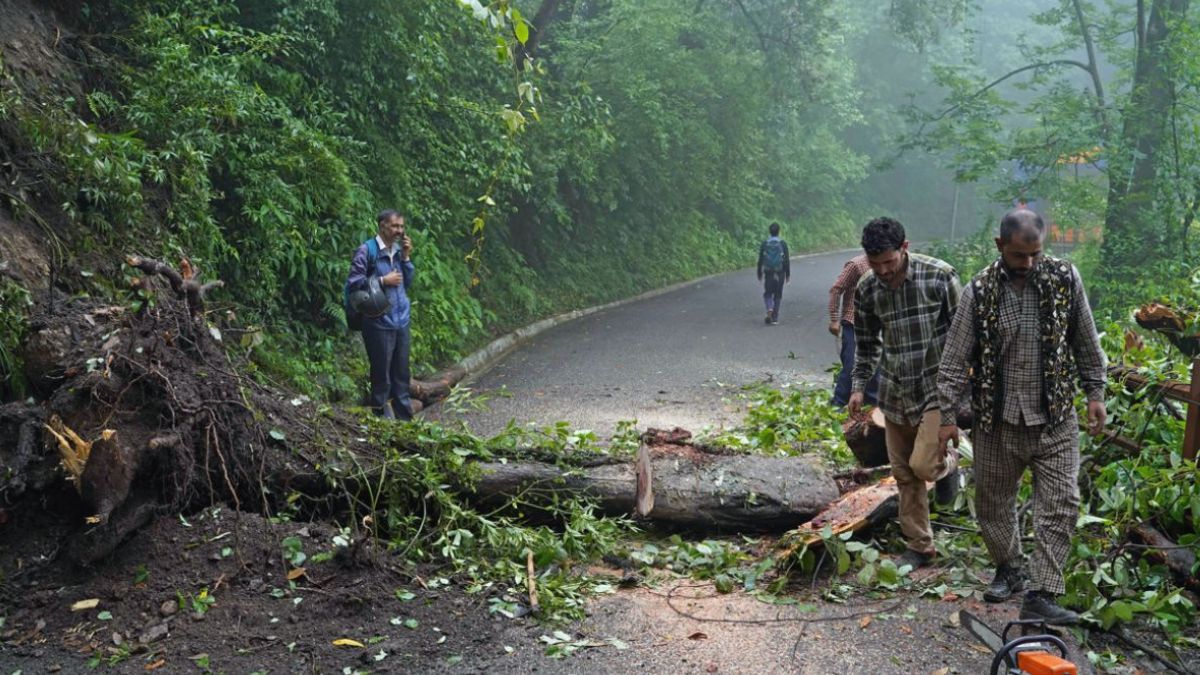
<box><xmin>440</xmin><ymin>250</ymin><xmax>858</xmax><ymax>438</ymax></box>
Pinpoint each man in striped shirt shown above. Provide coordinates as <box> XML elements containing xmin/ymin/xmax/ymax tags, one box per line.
<box><xmin>829</xmin><ymin>254</ymin><xmax>878</xmax><ymax>407</ymax></box>
<box><xmin>848</xmin><ymin>217</ymin><xmax>961</xmax><ymax>570</ymax></box>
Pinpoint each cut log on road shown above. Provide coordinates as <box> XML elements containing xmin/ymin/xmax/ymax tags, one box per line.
<box><xmin>843</xmin><ymin>408</ymin><xmax>888</xmax><ymax>467</ymax></box>
<box><xmin>472</xmin><ymin>444</ymin><xmax>838</xmax><ymax>531</ymax></box>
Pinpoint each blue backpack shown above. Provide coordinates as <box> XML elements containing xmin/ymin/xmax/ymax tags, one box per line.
<box><xmin>762</xmin><ymin>239</ymin><xmax>785</xmax><ymax>273</ymax></box>
<box><xmin>343</xmin><ymin>238</ymin><xmax>380</xmax><ymax>331</ymax></box>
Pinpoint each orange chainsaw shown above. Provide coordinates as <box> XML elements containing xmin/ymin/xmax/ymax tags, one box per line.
<box><xmin>960</xmin><ymin>610</ymin><xmax>1078</xmax><ymax>675</ymax></box>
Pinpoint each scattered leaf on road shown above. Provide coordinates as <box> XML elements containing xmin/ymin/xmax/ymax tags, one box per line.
<box><xmin>332</xmin><ymin>638</ymin><xmax>365</xmax><ymax>648</ymax></box>
<box><xmin>859</xmin><ymin>615</ymin><xmax>873</xmax><ymax>629</ymax></box>
<box><xmin>687</xmin><ymin>632</ymin><xmax>708</xmax><ymax>640</ymax></box>
<box><xmin>286</xmin><ymin>567</ymin><xmax>306</xmax><ymax>581</ymax></box>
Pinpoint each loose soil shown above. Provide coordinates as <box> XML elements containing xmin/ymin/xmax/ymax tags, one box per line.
<box><xmin>2</xmin><ymin>501</ymin><xmax>1191</xmax><ymax>674</ymax></box>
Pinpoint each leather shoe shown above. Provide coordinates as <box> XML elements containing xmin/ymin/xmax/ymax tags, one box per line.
<box><xmin>1020</xmin><ymin>591</ymin><xmax>1079</xmax><ymax>625</ymax></box>
<box><xmin>983</xmin><ymin>563</ymin><xmax>1026</xmax><ymax>603</ymax></box>
<box><xmin>896</xmin><ymin>548</ymin><xmax>933</xmax><ymax>570</ymax></box>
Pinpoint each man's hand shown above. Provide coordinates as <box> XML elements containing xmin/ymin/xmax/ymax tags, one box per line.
<box><xmin>401</xmin><ymin>234</ymin><xmax>413</xmax><ymax>259</ymax></box>
<box><xmin>938</xmin><ymin>424</ymin><xmax>960</xmax><ymax>456</ymax></box>
<box><xmin>1086</xmin><ymin>400</ymin><xmax>1107</xmax><ymax>436</ymax></box>
<box><xmin>828</xmin><ymin>320</ymin><xmax>840</xmax><ymax>337</ymax></box>
<box><xmin>847</xmin><ymin>391</ymin><xmax>864</xmax><ymax>415</ymax></box>
<box><xmin>381</xmin><ymin>271</ymin><xmax>403</xmax><ymax>287</ymax></box>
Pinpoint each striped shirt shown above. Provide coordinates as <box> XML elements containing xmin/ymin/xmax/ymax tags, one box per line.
<box><xmin>937</xmin><ymin>262</ymin><xmax>1107</xmax><ymax>427</ymax></box>
<box><xmin>828</xmin><ymin>255</ymin><xmax>871</xmax><ymax>325</ymax></box>
<box><xmin>852</xmin><ymin>253</ymin><xmax>961</xmax><ymax>426</ymax></box>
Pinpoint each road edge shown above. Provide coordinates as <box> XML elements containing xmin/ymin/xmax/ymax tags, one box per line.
<box><xmin>454</xmin><ymin>247</ymin><xmax>861</xmax><ymax>383</ymax></box>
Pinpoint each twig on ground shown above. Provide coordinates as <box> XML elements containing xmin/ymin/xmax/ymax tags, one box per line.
<box><xmin>1103</xmin><ymin>626</ymin><xmax>1191</xmax><ymax>674</ymax></box>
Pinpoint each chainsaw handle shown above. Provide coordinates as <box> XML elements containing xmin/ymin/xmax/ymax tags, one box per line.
<box><xmin>1001</xmin><ymin>619</ymin><xmax>1052</xmax><ymax>644</ymax></box>
<box><xmin>989</xmin><ymin>634</ymin><xmax>1070</xmax><ymax>675</ymax></box>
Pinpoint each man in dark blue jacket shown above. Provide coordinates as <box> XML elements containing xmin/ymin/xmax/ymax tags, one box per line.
<box><xmin>347</xmin><ymin>210</ymin><xmax>416</xmax><ymax>419</ymax></box>
<box><xmin>756</xmin><ymin>222</ymin><xmax>790</xmax><ymax>324</ymax></box>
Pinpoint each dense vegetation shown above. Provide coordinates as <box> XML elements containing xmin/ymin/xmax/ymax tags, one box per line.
<box><xmin>2</xmin><ymin>0</ymin><xmax>932</xmax><ymax>398</ymax></box>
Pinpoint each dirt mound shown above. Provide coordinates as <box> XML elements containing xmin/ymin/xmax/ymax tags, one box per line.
<box><xmin>1</xmin><ymin>260</ymin><xmax>372</xmax><ymax>566</ymax></box>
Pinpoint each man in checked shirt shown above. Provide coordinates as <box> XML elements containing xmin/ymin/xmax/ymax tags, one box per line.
<box><xmin>937</xmin><ymin>209</ymin><xmax>1106</xmax><ymax>625</ymax></box>
<box><xmin>848</xmin><ymin>217</ymin><xmax>962</xmax><ymax>571</ymax></box>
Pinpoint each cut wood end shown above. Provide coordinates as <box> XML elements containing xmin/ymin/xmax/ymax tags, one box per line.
<box><xmin>634</xmin><ymin>444</ymin><xmax>654</xmax><ymax>517</ymax></box>
<box><xmin>869</xmin><ymin>407</ymin><xmax>886</xmax><ymax>427</ymax></box>
<box><xmin>70</xmin><ymin>598</ymin><xmax>100</xmax><ymax>612</ymax></box>
<box><xmin>525</xmin><ymin>550</ymin><xmax>540</xmax><ymax>613</ymax></box>
<box><xmin>45</xmin><ymin>416</ymin><xmax>92</xmax><ymax>485</ymax></box>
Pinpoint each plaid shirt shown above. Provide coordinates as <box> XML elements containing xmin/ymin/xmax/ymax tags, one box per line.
<box><xmin>828</xmin><ymin>255</ymin><xmax>871</xmax><ymax>325</ymax></box>
<box><xmin>852</xmin><ymin>253</ymin><xmax>961</xmax><ymax>426</ymax></box>
<box><xmin>937</xmin><ymin>262</ymin><xmax>1107</xmax><ymax>427</ymax></box>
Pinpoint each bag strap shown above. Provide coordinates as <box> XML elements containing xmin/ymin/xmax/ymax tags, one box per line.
<box><xmin>365</xmin><ymin>238</ymin><xmax>379</xmax><ymax>271</ymax></box>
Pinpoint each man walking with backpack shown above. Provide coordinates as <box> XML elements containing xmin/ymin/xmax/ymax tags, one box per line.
<box><xmin>757</xmin><ymin>222</ymin><xmax>790</xmax><ymax>324</ymax></box>
<box><xmin>346</xmin><ymin>210</ymin><xmax>416</xmax><ymax>419</ymax></box>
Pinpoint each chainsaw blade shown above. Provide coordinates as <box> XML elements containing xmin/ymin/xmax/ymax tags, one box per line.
<box><xmin>960</xmin><ymin>610</ymin><xmax>1004</xmax><ymax>654</ymax></box>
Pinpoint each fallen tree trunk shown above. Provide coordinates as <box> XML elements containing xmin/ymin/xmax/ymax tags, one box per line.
<box><xmin>1129</xmin><ymin>522</ymin><xmax>1200</xmax><ymax>595</ymax></box>
<box><xmin>410</xmin><ymin>365</ymin><xmax>468</xmax><ymax>406</ymax></box>
<box><xmin>471</xmin><ymin>442</ymin><xmax>839</xmax><ymax>531</ymax></box>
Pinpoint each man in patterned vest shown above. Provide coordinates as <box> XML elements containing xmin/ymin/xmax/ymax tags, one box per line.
<box><xmin>937</xmin><ymin>208</ymin><xmax>1107</xmax><ymax>625</ymax></box>
<box><xmin>849</xmin><ymin>217</ymin><xmax>962</xmax><ymax>571</ymax></box>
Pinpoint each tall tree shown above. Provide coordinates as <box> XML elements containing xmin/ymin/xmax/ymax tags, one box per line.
<box><xmin>1102</xmin><ymin>0</ymin><xmax>1190</xmax><ymax>272</ymax></box>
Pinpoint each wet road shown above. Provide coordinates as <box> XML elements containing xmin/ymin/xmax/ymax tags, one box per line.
<box><xmin>442</xmin><ymin>250</ymin><xmax>859</xmax><ymax>438</ymax></box>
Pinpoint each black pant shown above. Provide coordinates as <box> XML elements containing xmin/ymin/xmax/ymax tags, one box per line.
<box><xmin>361</xmin><ymin>325</ymin><xmax>412</xmax><ymax>419</ymax></box>
<box><xmin>762</xmin><ymin>272</ymin><xmax>785</xmax><ymax>316</ymax></box>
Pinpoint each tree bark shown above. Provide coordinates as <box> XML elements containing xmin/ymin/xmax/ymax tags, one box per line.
<box><xmin>1101</xmin><ymin>0</ymin><xmax>1190</xmax><ymax>273</ymax></box>
<box><xmin>516</xmin><ymin>0</ymin><xmax>567</xmax><ymax>69</ymax></box>
<box><xmin>471</xmin><ymin>446</ymin><xmax>838</xmax><ymax>531</ymax></box>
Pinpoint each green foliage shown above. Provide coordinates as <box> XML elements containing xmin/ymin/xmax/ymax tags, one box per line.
<box><xmin>631</xmin><ymin>536</ymin><xmax>776</xmax><ymax>594</ymax></box>
<box><xmin>336</xmin><ymin>416</ymin><xmax>636</xmax><ymax>623</ymax></box>
<box><xmin>703</xmin><ymin>385</ymin><xmax>853</xmax><ymax>468</ymax></box>
<box><xmin>0</xmin><ymin>276</ymin><xmax>32</xmax><ymax>400</ymax></box>
<box><xmin>3</xmin><ymin>0</ymin><xmax>873</xmax><ymax>394</ymax></box>
<box><xmin>922</xmin><ymin>225</ymin><xmax>1000</xmax><ymax>281</ymax></box>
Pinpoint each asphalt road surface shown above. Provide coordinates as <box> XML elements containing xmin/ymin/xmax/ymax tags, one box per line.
<box><xmin>441</xmin><ymin>250</ymin><xmax>859</xmax><ymax>438</ymax></box>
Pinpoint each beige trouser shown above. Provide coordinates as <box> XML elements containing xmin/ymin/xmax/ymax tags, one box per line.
<box><xmin>885</xmin><ymin>408</ymin><xmax>958</xmax><ymax>554</ymax></box>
